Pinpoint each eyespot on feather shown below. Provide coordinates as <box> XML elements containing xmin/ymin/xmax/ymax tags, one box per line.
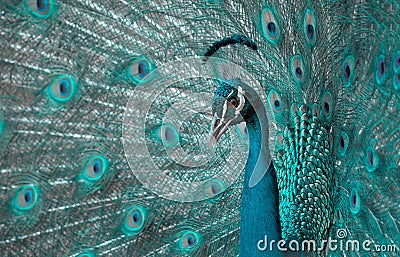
<box><xmin>321</xmin><ymin>92</ymin><xmax>333</xmax><ymax>119</ymax></box>
<box><xmin>349</xmin><ymin>188</ymin><xmax>361</xmax><ymax>215</ymax></box>
<box><xmin>261</xmin><ymin>7</ymin><xmax>280</xmax><ymax>44</ymax></box>
<box><xmin>179</xmin><ymin>231</ymin><xmax>201</xmax><ymax>252</ymax></box>
<box><xmin>204</xmin><ymin>179</ymin><xmax>225</xmax><ymax>198</ymax></box>
<box><xmin>342</xmin><ymin>55</ymin><xmax>355</xmax><ymax>87</ymax></box>
<box><xmin>127</xmin><ymin>57</ymin><xmax>153</xmax><ymax>83</ymax></box>
<box><xmin>14</xmin><ymin>185</ymin><xmax>39</xmax><ymax>211</ymax></box>
<box><xmin>83</xmin><ymin>156</ymin><xmax>108</xmax><ymax>181</ymax></box>
<box><xmin>25</xmin><ymin>0</ymin><xmax>54</xmax><ymax>18</ymax></box>
<box><xmin>123</xmin><ymin>206</ymin><xmax>146</xmax><ymax>234</ymax></box>
<box><xmin>304</xmin><ymin>9</ymin><xmax>317</xmax><ymax>46</ymax></box>
<box><xmin>375</xmin><ymin>55</ymin><xmax>387</xmax><ymax>85</ymax></box>
<box><xmin>291</xmin><ymin>55</ymin><xmax>306</xmax><ymax>84</ymax></box>
<box><xmin>48</xmin><ymin>75</ymin><xmax>77</xmax><ymax>102</ymax></box>
<box><xmin>268</xmin><ymin>90</ymin><xmax>284</xmax><ymax>114</ymax></box>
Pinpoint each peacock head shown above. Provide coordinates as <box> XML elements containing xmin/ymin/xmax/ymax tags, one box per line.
<box><xmin>210</xmin><ymin>78</ymin><xmax>259</xmax><ymax>142</ymax></box>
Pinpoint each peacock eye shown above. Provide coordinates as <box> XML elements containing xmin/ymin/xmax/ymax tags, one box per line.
<box><xmin>229</xmin><ymin>96</ymin><xmax>239</xmax><ymax>108</ymax></box>
<box><xmin>128</xmin><ymin>57</ymin><xmax>153</xmax><ymax>83</ymax></box>
<box><xmin>37</xmin><ymin>0</ymin><xmax>47</xmax><ymax>11</ymax></box>
<box><xmin>268</xmin><ymin>90</ymin><xmax>283</xmax><ymax>114</ymax></box>
<box><xmin>267</xmin><ymin>22</ymin><xmax>276</xmax><ymax>36</ymax></box>
<box><xmin>375</xmin><ymin>55</ymin><xmax>387</xmax><ymax>85</ymax></box>
<box><xmin>48</xmin><ymin>75</ymin><xmax>76</xmax><ymax>102</ymax></box>
<box><xmin>344</xmin><ymin>64</ymin><xmax>350</xmax><ymax>79</ymax></box>
<box><xmin>83</xmin><ymin>156</ymin><xmax>107</xmax><ymax>181</ymax></box>
<box><xmin>156</xmin><ymin>124</ymin><xmax>179</xmax><ymax>148</ymax></box>
<box><xmin>291</xmin><ymin>55</ymin><xmax>306</xmax><ymax>83</ymax></box>
<box><xmin>365</xmin><ymin>146</ymin><xmax>379</xmax><ymax>172</ymax></box>
<box><xmin>179</xmin><ymin>231</ymin><xmax>201</xmax><ymax>251</ymax></box>
<box><xmin>338</xmin><ymin>131</ymin><xmax>349</xmax><ymax>156</ymax></box>
<box><xmin>123</xmin><ymin>206</ymin><xmax>146</xmax><ymax>234</ymax></box>
<box><xmin>307</xmin><ymin>25</ymin><xmax>314</xmax><ymax>38</ymax></box>
<box><xmin>204</xmin><ymin>179</ymin><xmax>225</xmax><ymax>198</ymax></box>
<box><xmin>15</xmin><ymin>186</ymin><xmax>38</xmax><ymax>211</ymax></box>
<box><xmin>304</xmin><ymin>9</ymin><xmax>317</xmax><ymax>46</ymax></box>
<box><xmin>321</xmin><ymin>92</ymin><xmax>333</xmax><ymax>119</ymax></box>
<box><xmin>379</xmin><ymin>60</ymin><xmax>385</xmax><ymax>76</ymax></box>
<box><xmin>349</xmin><ymin>188</ymin><xmax>361</xmax><ymax>214</ymax></box>
<box><xmin>26</xmin><ymin>0</ymin><xmax>54</xmax><ymax>18</ymax></box>
<box><xmin>261</xmin><ymin>7</ymin><xmax>280</xmax><ymax>44</ymax></box>
<box><xmin>342</xmin><ymin>55</ymin><xmax>355</xmax><ymax>87</ymax></box>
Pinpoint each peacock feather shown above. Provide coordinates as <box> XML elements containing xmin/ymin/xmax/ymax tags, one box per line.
<box><xmin>1</xmin><ymin>0</ymin><xmax>399</xmax><ymax>256</ymax></box>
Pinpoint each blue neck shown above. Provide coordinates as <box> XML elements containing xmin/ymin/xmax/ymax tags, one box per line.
<box><xmin>239</xmin><ymin>113</ymin><xmax>282</xmax><ymax>256</ymax></box>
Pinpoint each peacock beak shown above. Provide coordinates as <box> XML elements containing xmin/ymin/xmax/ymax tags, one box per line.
<box><xmin>210</xmin><ymin>91</ymin><xmax>246</xmax><ymax>144</ymax></box>
<box><xmin>209</xmin><ymin>114</ymin><xmax>231</xmax><ymax>144</ymax></box>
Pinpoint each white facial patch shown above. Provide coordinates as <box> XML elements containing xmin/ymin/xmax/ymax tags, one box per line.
<box><xmin>235</xmin><ymin>86</ymin><xmax>246</xmax><ymax>117</ymax></box>
<box><xmin>221</xmin><ymin>99</ymin><xmax>228</xmax><ymax>123</ymax></box>
<box><xmin>226</xmin><ymin>89</ymin><xmax>234</xmax><ymax>99</ymax></box>
<box><xmin>211</xmin><ymin>84</ymin><xmax>246</xmax><ymax>141</ymax></box>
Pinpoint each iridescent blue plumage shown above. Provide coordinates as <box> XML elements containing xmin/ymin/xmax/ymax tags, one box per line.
<box><xmin>211</xmin><ymin>79</ymin><xmax>282</xmax><ymax>256</ymax></box>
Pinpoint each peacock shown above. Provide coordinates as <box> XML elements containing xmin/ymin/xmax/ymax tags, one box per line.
<box><xmin>1</xmin><ymin>0</ymin><xmax>399</xmax><ymax>256</ymax></box>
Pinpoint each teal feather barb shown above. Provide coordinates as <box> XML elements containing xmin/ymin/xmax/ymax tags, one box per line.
<box><xmin>1</xmin><ymin>0</ymin><xmax>400</xmax><ymax>256</ymax></box>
